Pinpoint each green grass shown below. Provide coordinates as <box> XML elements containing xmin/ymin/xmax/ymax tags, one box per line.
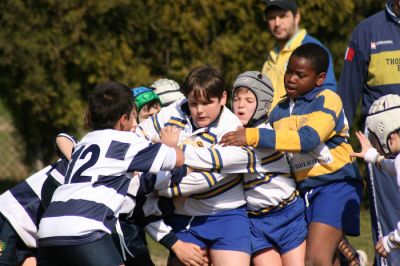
<box><xmin>148</xmin><ymin>235</ymin><xmax>169</xmax><ymax>266</ymax></box>
<box><xmin>148</xmin><ymin>208</ymin><xmax>375</xmax><ymax>266</ymax></box>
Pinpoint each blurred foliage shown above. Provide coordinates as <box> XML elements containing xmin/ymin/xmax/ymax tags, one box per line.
<box><xmin>0</xmin><ymin>0</ymin><xmax>386</xmax><ymax>167</ymax></box>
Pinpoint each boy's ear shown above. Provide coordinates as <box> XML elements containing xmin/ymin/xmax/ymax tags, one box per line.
<box><xmin>316</xmin><ymin>72</ymin><xmax>326</xmax><ymax>87</ymax></box>
<box><xmin>220</xmin><ymin>91</ymin><xmax>227</xmax><ymax>106</ymax></box>
<box><xmin>116</xmin><ymin>114</ymin><xmax>129</xmax><ymax>131</ymax></box>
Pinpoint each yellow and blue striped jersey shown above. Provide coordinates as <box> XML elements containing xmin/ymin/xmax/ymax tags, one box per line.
<box><xmin>246</xmin><ymin>87</ymin><xmax>360</xmax><ymax>190</ymax></box>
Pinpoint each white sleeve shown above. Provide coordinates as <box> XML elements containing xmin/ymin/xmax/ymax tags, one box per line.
<box><xmin>144</xmin><ymin>220</ymin><xmax>173</xmax><ymax>242</ymax></box>
<box><xmin>183</xmin><ymin>144</ymin><xmax>253</xmax><ymax>173</ymax></box>
<box><xmin>395</xmin><ymin>155</ymin><xmax>400</xmax><ymax>191</ymax></box>
<box><xmin>126</xmin><ymin>142</ymin><xmax>177</xmax><ymax>173</ymax></box>
<box><xmin>383</xmin><ymin>222</ymin><xmax>400</xmax><ymax>254</ymax></box>
<box><xmin>160</xmin><ymin>147</ymin><xmax>177</xmax><ymax>170</ymax></box>
<box><xmin>158</xmin><ymin>171</ymin><xmax>228</xmax><ymax>197</ymax></box>
<box><xmin>183</xmin><ymin>144</ymin><xmax>288</xmax><ymax>174</ymax></box>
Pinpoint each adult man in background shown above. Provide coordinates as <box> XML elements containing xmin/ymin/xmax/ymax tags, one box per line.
<box><xmin>261</xmin><ymin>0</ymin><xmax>337</xmax><ymax>108</ymax></box>
<box><xmin>338</xmin><ymin>0</ymin><xmax>400</xmax><ymax>265</ymax></box>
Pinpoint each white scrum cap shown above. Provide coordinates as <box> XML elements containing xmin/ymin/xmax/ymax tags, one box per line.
<box><xmin>151</xmin><ymin>78</ymin><xmax>185</xmax><ymax>107</ymax></box>
<box><xmin>366</xmin><ymin>94</ymin><xmax>400</xmax><ymax>155</ymax></box>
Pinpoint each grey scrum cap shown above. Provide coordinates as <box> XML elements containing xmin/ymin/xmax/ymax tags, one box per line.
<box><xmin>233</xmin><ymin>71</ymin><xmax>274</xmax><ymax>123</ymax></box>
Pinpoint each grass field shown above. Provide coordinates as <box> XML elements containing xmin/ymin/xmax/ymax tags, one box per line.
<box><xmin>147</xmin><ymin>208</ymin><xmax>375</xmax><ymax>266</ymax></box>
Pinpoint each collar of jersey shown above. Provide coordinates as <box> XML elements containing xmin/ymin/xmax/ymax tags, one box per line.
<box><xmin>274</xmin><ymin>29</ymin><xmax>307</xmax><ymax>53</ymax></box>
<box><xmin>386</xmin><ymin>1</ymin><xmax>400</xmax><ymax>25</ymax></box>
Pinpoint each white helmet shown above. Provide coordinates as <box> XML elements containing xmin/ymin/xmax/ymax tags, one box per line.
<box><xmin>366</xmin><ymin>94</ymin><xmax>400</xmax><ymax>155</ymax></box>
<box><xmin>151</xmin><ymin>78</ymin><xmax>184</xmax><ymax>107</ymax></box>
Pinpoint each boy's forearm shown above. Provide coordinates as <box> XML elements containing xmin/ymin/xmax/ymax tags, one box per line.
<box><xmin>174</xmin><ymin>148</ymin><xmax>185</xmax><ymax>167</ymax></box>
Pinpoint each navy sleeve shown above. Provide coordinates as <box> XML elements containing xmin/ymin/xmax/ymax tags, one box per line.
<box><xmin>338</xmin><ymin>25</ymin><xmax>370</xmax><ymax>125</ymax></box>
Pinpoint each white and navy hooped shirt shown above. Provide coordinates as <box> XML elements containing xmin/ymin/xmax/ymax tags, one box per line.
<box><xmin>0</xmin><ymin>159</ymin><xmax>68</xmax><ymax>248</ymax></box>
<box><xmin>38</xmin><ymin>129</ymin><xmax>177</xmax><ymax>247</ymax></box>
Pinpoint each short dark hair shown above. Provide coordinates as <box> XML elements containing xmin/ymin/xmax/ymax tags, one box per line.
<box><xmin>141</xmin><ymin>99</ymin><xmax>161</xmax><ymax>112</ymax></box>
<box><xmin>181</xmin><ymin>65</ymin><xmax>226</xmax><ymax>102</ymax></box>
<box><xmin>85</xmin><ymin>82</ymin><xmax>134</xmax><ymax>130</ymax></box>
<box><xmin>290</xmin><ymin>43</ymin><xmax>329</xmax><ymax>75</ymax></box>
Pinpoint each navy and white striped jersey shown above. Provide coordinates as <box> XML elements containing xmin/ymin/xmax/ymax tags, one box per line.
<box><xmin>0</xmin><ymin>159</ymin><xmax>68</xmax><ymax>248</ymax></box>
<box><xmin>38</xmin><ymin>129</ymin><xmax>177</xmax><ymax>247</ymax></box>
<box><xmin>121</xmin><ymin>172</ymin><xmax>178</xmax><ymax>248</ymax></box>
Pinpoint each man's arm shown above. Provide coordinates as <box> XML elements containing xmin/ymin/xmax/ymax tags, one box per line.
<box><xmin>338</xmin><ymin>27</ymin><xmax>369</xmax><ymax>125</ymax></box>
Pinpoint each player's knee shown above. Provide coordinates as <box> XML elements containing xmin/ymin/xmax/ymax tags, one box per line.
<box><xmin>305</xmin><ymin>252</ymin><xmax>331</xmax><ymax>266</ymax></box>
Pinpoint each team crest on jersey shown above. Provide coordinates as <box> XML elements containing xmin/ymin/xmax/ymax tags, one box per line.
<box><xmin>0</xmin><ymin>241</ymin><xmax>5</xmax><ymax>255</ymax></box>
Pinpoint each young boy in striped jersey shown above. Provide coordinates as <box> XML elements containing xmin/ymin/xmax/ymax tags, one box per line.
<box><xmin>352</xmin><ymin>94</ymin><xmax>400</xmax><ymax>259</ymax></box>
<box><xmin>221</xmin><ymin>43</ymin><xmax>362</xmax><ymax>265</ymax></box>
<box><xmin>36</xmin><ymin>82</ymin><xmax>196</xmax><ymax>266</ymax></box>
<box><xmin>139</xmin><ymin>66</ymin><xmax>251</xmax><ymax>266</ymax></box>
<box><xmin>0</xmin><ymin>134</ymin><xmax>77</xmax><ymax>266</ymax></box>
<box><xmin>131</xmin><ymin>87</ymin><xmax>162</xmax><ymax>123</ymax></box>
<box><xmin>158</xmin><ymin>71</ymin><xmax>307</xmax><ymax>266</ymax></box>
<box><xmin>52</xmin><ymin>87</ymin><xmax>205</xmax><ymax>266</ymax></box>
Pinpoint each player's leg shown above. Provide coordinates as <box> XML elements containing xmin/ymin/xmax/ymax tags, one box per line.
<box><xmin>278</xmin><ymin>197</ymin><xmax>307</xmax><ymax>266</ymax></box>
<box><xmin>303</xmin><ymin>180</ymin><xmax>362</xmax><ymax>266</ymax></box>
<box><xmin>167</xmin><ymin>207</ymin><xmax>251</xmax><ymax>266</ymax></box>
<box><xmin>306</xmin><ymin>222</ymin><xmax>343</xmax><ymax>265</ymax></box>
<box><xmin>249</xmin><ymin>214</ymin><xmax>283</xmax><ymax>266</ymax></box>
<box><xmin>250</xmin><ymin>196</ymin><xmax>307</xmax><ymax>266</ymax></box>
<box><xmin>210</xmin><ymin>250</ymin><xmax>250</xmax><ymax>266</ymax></box>
<box><xmin>252</xmin><ymin>248</ymin><xmax>283</xmax><ymax>266</ymax></box>
<box><xmin>21</xmin><ymin>257</ymin><xmax>37</xmax><ymax>266</ymax></box>
<box><xmin>208</xmin><ymin>207</ymin><xmax>251</xmax><ymax>266</ymax></box>
<box><xmin>281</xmin><ymin>240</ymin><xmax>306</xmax><ymax>266</ymax></box>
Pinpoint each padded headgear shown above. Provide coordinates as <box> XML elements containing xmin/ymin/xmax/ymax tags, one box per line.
<box><xmin>366</xmin><ymin>94</ymin><xmax>400</xmax><ymax>155</ymax></box>
<box><xmin>233</xmin><ymin>71</ymin><xmax>274</xmax><ymax>125</ymax></box>
<box><xmin>131</xmin><ymin>87</ymin><xmax>161</xmax><ymax>112</ymax></box>
<box><xmin>151</xmin><ymin>79</ymin><xmax>184</xmax><ymax>107</ymax></box>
